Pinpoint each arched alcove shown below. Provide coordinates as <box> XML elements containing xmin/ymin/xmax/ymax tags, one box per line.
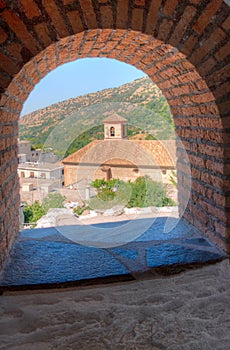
<box><xmin>0</xmin><ymin>1</ymin><xmax>229</xmax><ymax>267</ymax></box>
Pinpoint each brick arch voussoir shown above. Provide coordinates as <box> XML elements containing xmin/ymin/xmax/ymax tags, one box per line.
<box><xmin>10</xmin><ymin>29</ymin><xmax>225</xmax><ymax>151</ymax></box>
<box><xmin>4</xmin><ymin>28</ymin><xmax>223</xmax><ymax>124</ymax></box>
<box><xmin>0</xmin><ymin>0</ymin><xmax>230</xmax><ymax>271</ymax></box>
<box><xmin>0</xmin><ymin>26</ymin><xmax>229</xmax><ymax>262</ymax></box>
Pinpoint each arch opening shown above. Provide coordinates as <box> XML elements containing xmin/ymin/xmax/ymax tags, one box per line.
<box><xmin>0</xmin><ymin>0</ymin><xmax>229</xmax><ymax>266</ymax></box>
<box><xmin>110</xmin><ymin>127</ymin><xmax>115</xmax><ymax>137</ymax></box>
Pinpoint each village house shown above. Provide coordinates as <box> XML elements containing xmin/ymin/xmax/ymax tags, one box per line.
<box><xmin>18</xmin><ymin>140</ymin><xmax>58</xmax><ymax>164</ymax></box>
<box><xmin>18</xmin><ymin>162</ymin><xmax>64</xmax><ymax>183</ymax></box>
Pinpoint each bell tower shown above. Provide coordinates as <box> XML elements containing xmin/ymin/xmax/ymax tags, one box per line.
<box><xmin>103</xmin><ymin>113</ymin><xmax>127</xmax><ymax>140</ymax></box>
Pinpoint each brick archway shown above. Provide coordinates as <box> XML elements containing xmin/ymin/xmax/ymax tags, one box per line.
<box><xmin>0</xmin><ymin>1</ymin><xmax>229</xmax><ymax>266</ymax></box>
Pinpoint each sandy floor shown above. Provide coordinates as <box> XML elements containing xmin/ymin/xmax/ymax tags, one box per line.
<box><xmin>0</xmin><ymin>259</ymin><xmax>229</xmax><ymax>350</ymax></box>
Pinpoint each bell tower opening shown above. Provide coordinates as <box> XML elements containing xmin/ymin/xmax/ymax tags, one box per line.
<box><xmin>110</xmin><ymin>127</ymin><xmax>115</xmax><ymax>137</ymax></box>
<box><xmin>103</xmin><ymin>113</ymin><xmax>127</xmax><ymax>140</ymax></box>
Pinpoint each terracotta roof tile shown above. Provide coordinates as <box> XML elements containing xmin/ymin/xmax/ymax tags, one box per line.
<box><xmin>103</xmin><ymin>113</ymin><xmax>127</xmax><ymax>123</ymax></box>
<box><xmin>62</xmin><ymin>140</ymin><xmax>103</xmax><ymax>163</ymax></box>
<box><xmin>62</xmin><ymin>140</ymin><xmax>176</xmax><ymax>168</ymax></box>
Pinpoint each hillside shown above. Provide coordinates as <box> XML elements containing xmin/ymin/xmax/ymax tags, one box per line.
<box><xmin>19</xmin><ymin>77</ymin><xmax>174</xmax><ymax>158</ymax></box>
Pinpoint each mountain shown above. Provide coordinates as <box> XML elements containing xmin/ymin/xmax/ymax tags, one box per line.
<box><xmin>19</xmin><ymin>77</ymin><xmax>174</xmax><ymax>158</ymax></box>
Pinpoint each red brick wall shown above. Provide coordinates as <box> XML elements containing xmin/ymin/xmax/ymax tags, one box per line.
<box><xmin>0</xmin><ymin>1</ymin><xmax>229</xmax><ymax>266</ymax></box>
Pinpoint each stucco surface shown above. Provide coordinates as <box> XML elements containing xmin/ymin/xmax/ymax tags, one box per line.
<box><xmin>0</xmin><ymin>260</ymin><xmax>229</xmax><ymax>350</ymax></box>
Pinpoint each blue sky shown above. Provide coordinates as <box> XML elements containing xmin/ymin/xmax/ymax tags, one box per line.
<box><xmin>20</xmin><ymin>58</ymin><xmax>146</xmax><ymax>116</ymax></box>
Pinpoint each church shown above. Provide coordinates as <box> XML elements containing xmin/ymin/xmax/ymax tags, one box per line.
<box><xmin>62</xmin><ymin>114</ymin><xmax>176</xmax><ymax>187</ymax></box>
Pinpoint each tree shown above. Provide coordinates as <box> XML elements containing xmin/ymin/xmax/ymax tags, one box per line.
<box><xmin>42</xmin><ymin>193</ymin><xmax>66</xmax><ymax>212</ymax></box>
<box><xmin>23</xmin><ymin>205</ymin><xmax>33</xmax><ymax>223</ymax></box>
<box><xmin>90</xmin><ymin>176</ymin><xmax>175</xmax><ymax>211</ymax></box>
<box><xmin>90</xmin><ymin>179</ymin><xmax>131</xmax><ymax>210</ymax></box>
<box><xmin>127</xmin><ymin>176</ymin><xmax>175</xmax><ymax>207</ymax></box>
<box><xmin>23</xmin><ymin>201</ymin><xmax>45</xmax><ymax>224</ymax></box>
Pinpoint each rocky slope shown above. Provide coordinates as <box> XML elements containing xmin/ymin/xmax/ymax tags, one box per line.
<box><xmin>19</xmin><ymin>77</ymin><xmax>174</xmax><ymax>157</ymax></box>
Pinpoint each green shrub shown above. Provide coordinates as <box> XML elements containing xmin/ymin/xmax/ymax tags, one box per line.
<box><xmin>42</xmin><ymin>193</ymin><xmax>66</xmax><ymax>212</ymax></box>
<box><xmin>90</xmin><ymin>179</ymin><xmax>131</xmax><ymax>210</ymax></box>
<box><xmin>169</xmin><ymin>170</ymin><xmax>177</xmax><ymax>187</ymax></box>
<box><xmin>23</xmin><ymin>201</ymin><xmax>45</xmax><ymax>225</ymax></box>
<box><xmin>138</xmin><ymin>176</ymin><xmax>175</xmax><ymax>207</ymax></box>
<box><xmin>90</xmin><ymin>176</ymin><xmax>175</xmax><ymax>209</ymax></box>
<box><xmin>128</xmin><ymin>176</ymin><xmax>174</xmax><ymax>207</ymax></box>
<box><xmin>73</xmin><ymin>204</ymin><xmax>90</xmax><ymax>216</ymax></box>
<box><xmin>23</xmin><ymin>205</ymin><xmax>33</xmax><ymax>223</ymax></box>
<box><xmin>145</xmin><ymin>134</ymin><xmax>156</xmax><ymax>140</ymax></box>
<box><xmin>23</xmin><ymin>193</ymin><xmax>66</xmax><ymax>226</ymax></box>
<box><xmin>91</xmin><ymin>178</ymin><xmax>107</xmax><ymax>189</ymax></box>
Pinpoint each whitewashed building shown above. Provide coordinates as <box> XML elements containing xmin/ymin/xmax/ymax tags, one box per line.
<box><xmin>18</xmin><ymin>162</ymin><xmax>64</xmax><ymax>185</ymax></box>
